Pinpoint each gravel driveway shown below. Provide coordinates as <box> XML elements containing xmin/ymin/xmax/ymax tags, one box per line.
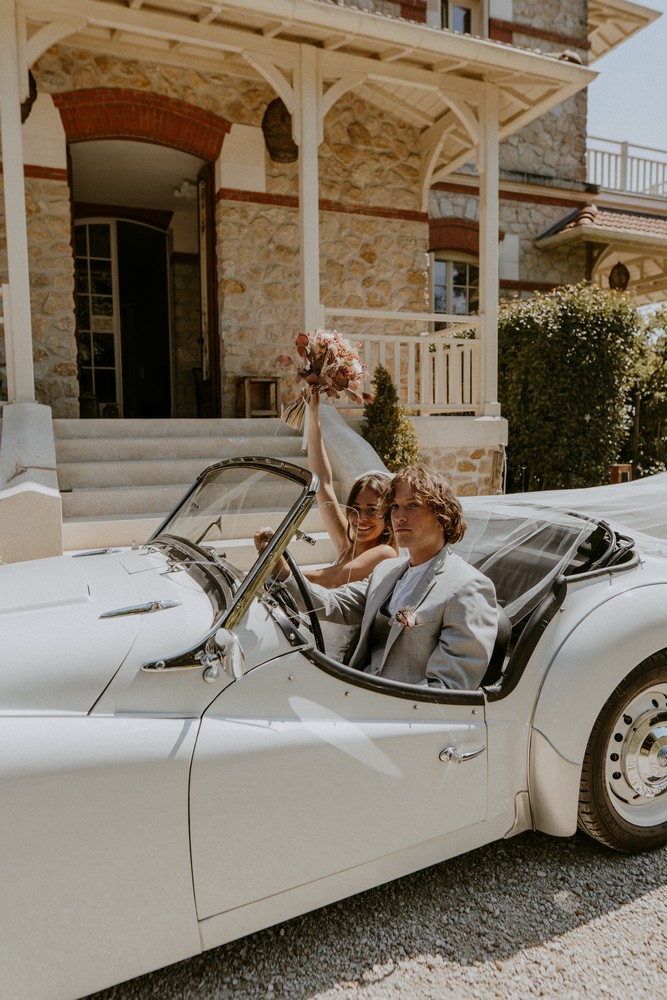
<box><xmin>88</xmin><ymin>831</ymin><xmax>667</xmax><ymax>1000</ymax></box>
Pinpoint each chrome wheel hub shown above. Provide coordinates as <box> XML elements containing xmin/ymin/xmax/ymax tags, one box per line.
<box><xmin>625</xmin><ymin>715</ymin><xmax>667</xmax><ymax>797</ymax></box>
<box><xmin>605</xmin><ymin>684</ymin><xmax>667</xmax><ymax>822</ymax></box>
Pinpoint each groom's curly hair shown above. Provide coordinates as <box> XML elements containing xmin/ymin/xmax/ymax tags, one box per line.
<box><xmin>377</xmin><ymin>466</ymin><xmax>466</xmax><ymax>545</ymax></box>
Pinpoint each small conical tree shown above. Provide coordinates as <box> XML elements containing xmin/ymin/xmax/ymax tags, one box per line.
<box><xmin>361</xmin><ymin>364</ymin><xmax>421</xmax><ymax>472</ymax></box>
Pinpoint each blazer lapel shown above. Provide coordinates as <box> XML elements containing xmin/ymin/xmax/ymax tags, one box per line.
<box><xmin>348</xmin><ymin>558</ymin><xmax>408</xmax><ymax>670</ymax></box>
<box><xmin>380</xmin><ymin>546</ymin><xmax>450</xmax><ymax>665</ymax></box>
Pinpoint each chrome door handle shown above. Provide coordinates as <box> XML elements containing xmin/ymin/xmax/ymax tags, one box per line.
<box><xmin>439</xmin><ymin>745</ymin><xmax>486</xmax><ymax>764</ymax></box>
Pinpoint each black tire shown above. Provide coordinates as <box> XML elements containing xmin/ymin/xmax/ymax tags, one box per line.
<box><xmin>578</xmin><ymin>652</ymin><xmax>667</xmax><ymax>852</ymax></box>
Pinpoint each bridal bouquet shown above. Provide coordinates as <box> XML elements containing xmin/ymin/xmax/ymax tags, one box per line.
<box><xmin>277</xmin><ymin>328</ymin><xmax>371</xmax><ymax>430</ymax></box>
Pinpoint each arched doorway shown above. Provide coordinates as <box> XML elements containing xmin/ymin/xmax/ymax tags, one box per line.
<box><xmin>51</xmin><ymin>89</ymin><xmax>231</xmax><ymax>418</ymax></box>
<box><xmin>75</xmin><ymin>218</ymin><xmax>171</xmax><ymax>417</ymax></box>
<box><xmin>69</xmin><ymin>139</ymin><xmax>207</xmax><ymax>418</ymax></box>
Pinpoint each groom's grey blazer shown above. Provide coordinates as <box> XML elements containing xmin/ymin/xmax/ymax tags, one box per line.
<box><xmin>303</xmin><ymin>545</ymin><xmax>498</xmax><ymax>689</ymax></box>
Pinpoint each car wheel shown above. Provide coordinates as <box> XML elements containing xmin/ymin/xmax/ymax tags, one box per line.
<box><xmin>578</xmin><ymin>652</ymin><xmax>667</xmax><ymax>852</ymax></box>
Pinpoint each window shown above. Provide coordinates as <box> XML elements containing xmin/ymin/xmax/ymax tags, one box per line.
<box><xmin>431</xmin><ymin>254</ymin><xmax>479</xmax><ymax>328</ymax></box>
<box><xmin>443</xmin><ymin>2</ymin><xmax>473</xmax><ymax>33</ymax></box>
<box><xmin>75</xmin><ymin>221</ymin><xmax>120</xmax><ymax>414</ymax></box>
<box><xmin>427</xmin><ymin>0</ymin><xmax>483</xmax><ymax>34</ymax></box>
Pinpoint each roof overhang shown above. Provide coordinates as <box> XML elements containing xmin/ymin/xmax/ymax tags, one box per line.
<box><xmin>588</xmin><ymin>0</ymin><xmax>661</xmax><ymax>62</ymax></box>
<box><xmin>24</xmin><ymin>0</ymin><xmax>596</xmax><ymax>181</ymax></box>
<box><xmin>538</xmin><ymin>225</ymin><xmax>667</xmax><ymax>253</ymax></box>
<box><xmin>537</xmin><ymin>204</ymin><xmax>667</xmax><ymax>304</ymax></box>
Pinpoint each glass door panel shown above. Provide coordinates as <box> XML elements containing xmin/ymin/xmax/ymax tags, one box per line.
<box><xmin>75</xmin><ymin>222</ymin><xmax>122</xmax><ymax>416</ymax></box>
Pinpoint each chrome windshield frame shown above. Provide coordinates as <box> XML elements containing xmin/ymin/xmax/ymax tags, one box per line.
<box><xmin>141</xmin><ymin>457</ymin><xmax>317</xmax><ymax>673</ymax></box>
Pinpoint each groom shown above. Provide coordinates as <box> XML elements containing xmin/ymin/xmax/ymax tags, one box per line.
<box><xmin>285</xmin><ymin>466</ymin><xmax>498</xmax><ymax>690</ymax></box>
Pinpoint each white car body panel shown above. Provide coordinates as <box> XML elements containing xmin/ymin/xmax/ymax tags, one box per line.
<box><xmin>2</xmin><ymin>458</ymin><xmax>667</xmax><ymax>1000</ymax></box>
<box><xmin>0</xmin><ymin>716</ymin><xmax>201</xmax><ymax>1000</ymax></box>
<box><xmin>1</xmin><ymin>553</ymin><xmax>139</xmax><ymax>714</ymax></box>
<box><xmin>93</xmin><ymin>597</ymin><xmax>295</xmax><ymax>716</ymax></box>
<box><xmin>531</xmin><ymin>573</ymin><xmax>667</xmax><ymax>764</ymax></box>
<box><xmin>198</xmin><ymin>813</ymin><xmax>497</xmax><ymax>954</ymax></box>
<box><xmin>190</xmin><ymin>649</ymin><xmax>487</xmax><ymax>919</ymax></box>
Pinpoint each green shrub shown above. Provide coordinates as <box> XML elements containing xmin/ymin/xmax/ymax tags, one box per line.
<box><xmin>619</xmin><ymin>306</ymin><xmax>667</xmax><ymax>477</ymax></box>
<box><xmin>361</xmin><ymin>365</ymin><xmax>421</xmax><ymax>472</ymax></box>
<box><xmin>498</xmin><ymin>282</ymin><xmax>640</xmax><ymax>491</ymax></box>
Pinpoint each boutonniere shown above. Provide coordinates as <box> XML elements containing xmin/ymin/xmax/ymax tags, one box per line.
<box><xmin>394</xmin><ymin>606</ymin><xmax>417</xmax><ymax>628</ymax></box>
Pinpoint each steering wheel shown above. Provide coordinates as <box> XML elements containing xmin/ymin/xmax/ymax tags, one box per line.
<box><xmin>270</xmin><ymin>549</ymin><xmax>325</xmax><ymax>653</ymax></box>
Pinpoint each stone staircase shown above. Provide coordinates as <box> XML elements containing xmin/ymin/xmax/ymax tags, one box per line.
<box><xmin>54</xmin><ymin>417</ymin><xmax>339</xmax><ymax>567</ymax></box>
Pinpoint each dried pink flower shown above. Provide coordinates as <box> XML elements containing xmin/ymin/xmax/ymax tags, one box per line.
<box><xmin>278</xmin><ymin>328</ymin><xmax>371</xmax><ymax>429</ymax></box>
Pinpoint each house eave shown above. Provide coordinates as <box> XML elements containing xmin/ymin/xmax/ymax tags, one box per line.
<box><xmin>588</xmin><ymin>0</ymin><xmax>661</xmax><ymax>63</ymax></box>
<box><xmin>537</xmin><ymin>225</ymin><xmax>667</xmax><ymax>252</ymax></box>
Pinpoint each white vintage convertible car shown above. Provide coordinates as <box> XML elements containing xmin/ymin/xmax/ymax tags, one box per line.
<box><xmin>2</xmin><ymin>457</ymin><xmax>666</xmax><ymax>1000</ymax></box>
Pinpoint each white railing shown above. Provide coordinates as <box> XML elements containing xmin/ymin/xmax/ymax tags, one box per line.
<box><xmin>323</xmin><ymin>308</ymin><xmax>480</xmax><ymax>414</ymax></box>
<box><xmin>588</xmin><ymin>137</ymin><xmax>667</xmax><ymax>197</ymax></box>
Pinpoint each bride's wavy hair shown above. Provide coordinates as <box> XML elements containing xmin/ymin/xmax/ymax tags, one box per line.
<box><xmin>378</xmin><ymin>466</ymin><xmax>466</xmax><ymax>545</ymax></box>
<box><xmin>345</xmin><ymin>472</ymin><xmax>396</xmax><ymax>550</ymax></box>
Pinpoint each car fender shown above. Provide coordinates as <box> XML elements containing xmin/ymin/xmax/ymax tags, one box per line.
<box><xmin>529</xmin><ymin>581</ymin><xmax>667</xmax><ymax>837</ymax></box>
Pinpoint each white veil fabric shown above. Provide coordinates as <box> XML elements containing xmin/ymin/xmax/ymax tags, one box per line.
<box><xmin>457</xmin><ymin>472</ymin><xmax>667</xmax><ymax>622</ymax></box>
<box><xmin>467</xmin><ymin>473</ymin><xmax>667</xmax><ymax>540</ymax></box>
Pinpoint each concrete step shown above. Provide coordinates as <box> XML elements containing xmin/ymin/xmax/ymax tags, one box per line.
<box><xmin>60</xmin><ymin>475</ymin><xmax>322</xmax><ymax>518</ymax></box>
<box><xmin>53</xmin><ymin>417</ymin><xmax>294</xmax><ymax>439</ymax></box>
<box><xmin>57</xmin><ymin>453</ymin><xmax>310</xmax><ymax>489</ymax></box>
<box><xmin>54</xmin><ymin>416</ymin><xmax>343</xmax><ymax>554</ymax></box>
<box><xmin>61</xmin><ymin>484</ymin><xmax>190</xmax><ymax>517</ymax></box>
<box><xmin>55</xmin><ymin>434</ymin><xmax>304</xmax><ymax>463</ymax></box>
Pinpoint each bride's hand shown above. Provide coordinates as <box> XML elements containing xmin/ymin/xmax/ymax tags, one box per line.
<box><xmin>254</xmin><ymin>526</ymin><xmax>274</xmax><ymax>552</ymax></box>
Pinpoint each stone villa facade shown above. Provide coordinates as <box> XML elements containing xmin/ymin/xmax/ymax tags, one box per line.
<box><xmin>0</xmin><ymin>0</ymin><xmax>661</xmax><ymax>554</ymax></box>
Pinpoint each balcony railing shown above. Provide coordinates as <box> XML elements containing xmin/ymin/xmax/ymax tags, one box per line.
<box><xmin>323</xmin><ymin>307</ymin><xmax>480</xmax><ymax>414</ymax></box>
<box><xmin>587</xmin><ymin>137</ymin><xmax>667</xmax><ymax>197</ymax></box>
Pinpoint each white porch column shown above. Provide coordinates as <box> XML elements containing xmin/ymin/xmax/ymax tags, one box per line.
<box><xmin>0</xmin><ymin>0</ymin><xmax>36</xmax><ymax>401</ymax></box>
<box><xmin>295</xmin><ymin>45</ymin><xmax>325</xmax><ymax>332</ymax></box>
<box><xmin>477</xmin><ymin>83</ymin><xmax>500</xmax><ymax>417</ymax></box>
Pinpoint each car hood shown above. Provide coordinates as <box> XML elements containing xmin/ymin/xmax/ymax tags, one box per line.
<box><xmin>0</xmin><ymin>548</ymin><xmax>213</xmax><ymax>715</ymax></box>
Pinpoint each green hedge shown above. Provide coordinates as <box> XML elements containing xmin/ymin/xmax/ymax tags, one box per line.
<box><xmin>498</xmin><ymin>283</ymin><xmax>639</xmax><ymax>491</ymax></box>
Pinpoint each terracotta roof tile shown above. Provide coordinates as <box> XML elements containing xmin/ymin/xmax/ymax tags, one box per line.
<box><xmin>539</xmin><ymin>205</ymin><xmax>667</xmax><ymax>242</ymax></box>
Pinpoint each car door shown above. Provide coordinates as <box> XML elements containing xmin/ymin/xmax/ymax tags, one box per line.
<box><xmin>189</xmin><ymin>646</ymin><xmax>487</xmax><ymax>922</ymax></box>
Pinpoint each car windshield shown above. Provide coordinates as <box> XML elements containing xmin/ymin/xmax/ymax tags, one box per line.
<box><xmin>456</xmin><ymin>500</ymin><xmax>622</xmax><ymax>623</ymax></box>
<box><xmin>148</xmin><ymin>458</ymin><xmax>315</xmax><ymax>629</ymax></box>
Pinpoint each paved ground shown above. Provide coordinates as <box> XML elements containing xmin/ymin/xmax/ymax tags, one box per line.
<box><xmin>88</xmin><ymin>830</ymin><xmax>667</xmax><ymax>1000</ymax></box>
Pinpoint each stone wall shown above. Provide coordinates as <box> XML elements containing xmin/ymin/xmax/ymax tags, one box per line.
<box><xmin>216</xmin><ymin>202</ymin><xmax>300</xmax><ymax>417</ymax></box>
<box><xmin>34</xmin><ymin>47</ymin><xmax>274</xmax><ymax>127</ymax></box>
<box><xmin>0</xmin><ymin>175</ymin><xmax>77</xmax><ymax>417</ymax></box>
<box><xmin>499</xmin><ymin>92</ymin><xmax>588</xmax><ymax>185</ymax></box>
<box><xmin>31</xmin><ymin>49</ymin><xmax>430</xmax><ymax>420</ymax></box>
<box><xmin>319</xmin><ymin>99</ymin><xmax>422</xmax><ymax>213</ymax></box>
<box><xmin>419</xmin><ymin>444</ymin><xmax>504</xmax><ymax>495</ymax></box>
<box><xmin>217</xmin><ymin>197</ymin><xmax>429</xmax><ymax>418</ymax></box>
<box><xmin>512</xmin><ymin>0</ymin><xmax>587</xmax><ymax>38</ymax></box>
<box><xmin>412</xmin><ymin>415</ymin><xmax>507</xmax><ymax>495</ymax></box>
<box><xmin>499</xmin><ymin>199</ymin><xmax>586</xmax><ymax>287</ymax></box>
<box><xmin>429</xmin><ymin>186</ymin><xmax>587</xmax><ymax>291</ymax></box>
<box><xmin>500</xmin><ymin>0</ymin><xmax>588</xmax><ymax>184</ymax></box>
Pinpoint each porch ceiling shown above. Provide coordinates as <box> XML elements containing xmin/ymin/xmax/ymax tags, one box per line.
<box><xmin>24</xmin><ymin>0</ymin><xmax>595</xmax><ymax>181</ymax></box>
<box><xmin>587</xmin><ymin>0</ymin><xmax>661</xmax><ymax>63</ymax></box>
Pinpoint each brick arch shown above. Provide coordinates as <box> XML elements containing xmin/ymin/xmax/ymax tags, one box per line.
<box><xmin>51</xmin><ymin>88</ymin><xmax>231</xmax><ymax>161</ymax></box>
